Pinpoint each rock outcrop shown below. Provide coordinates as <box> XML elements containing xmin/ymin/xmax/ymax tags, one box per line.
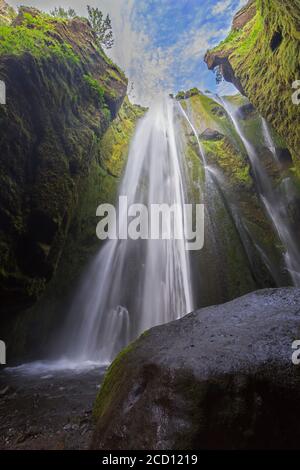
<box><xmin>179</xmin><ymin>92</ymin><xmax>291</xmax><ymax>302</ymax></box>
<box><xmin>199</xmin><ymin>128</ymin><xmax>224</xmax><ymax>141</ymax></box>
<box><xmin>0</xmin><ymin>8</ymin><xmax>128</xmax><ymax>318</ymax></box>
<box><xmin>0</xmin><ymin>0</ymin><xmax>15</xmax><ymax>25</ymax></box>
<box><xmin>3</xmin><ymin>97</ymin><xmax>145</xmax><ymax>360</ymax></box>
<box><xmin>204</xmin><ymin>0</ymin><xmax>300</xmax><ymax>168</ymax></box>
<box><xmin>92</xmin><ymin>288</ymin><xmax>300</xmax><ymax>450</ymax></box>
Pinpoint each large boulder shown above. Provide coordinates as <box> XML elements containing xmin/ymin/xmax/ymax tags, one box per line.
<box><xmin>92</xmin><ymin>288</ymin><xmax>300</xmax><ymax>450</ymax></box>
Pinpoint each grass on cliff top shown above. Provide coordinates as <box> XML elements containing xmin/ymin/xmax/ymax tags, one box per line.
<box><xmin>0</xmin><ymin>12</ymin><xmax>79</xmax><ymax>62</ymax></box>
<box><xmin>211</xmin><ymin>9</ymin><xmax>263</xmax><ymax>57</ymax></box>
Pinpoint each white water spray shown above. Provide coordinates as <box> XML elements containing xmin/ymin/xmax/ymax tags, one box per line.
<box><xmin>58</xmin><ymin>98</ymin><xmax>194</xmax><ymax>365</ymax></box>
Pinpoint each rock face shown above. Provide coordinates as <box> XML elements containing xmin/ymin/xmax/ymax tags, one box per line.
<box><xmin>180</xmin><ymin>92</ymin><xmax>291</xmax><ymax>303</ymax></box>
<box><xmin>0</xmin><ymin>0</ymin><xmax>15</xmax><ymax>25</ymax></box>
<box><xmin>236</xmin><ymin>103</ymin><xmax>256</xmax><ymax>120</ymax></box>
<box><xmin>232</xmin><ymin>0</ymin><xmax>256</xmax><ymax>30</ymax></box>
<box><xmin>200</xmin><ymin>128</ymin><xmax>224</xmax><ymax>141</ymax></box>
<box><xmin>92</xmin><ymin>288</ymin><xmax>300</xmax><ymax>450</ymax></box>
<box><xmin>3</xmin><ymin>97</ymin><xmax>145</xmax><ymax>360</ymax></box>
<box><xmin>204</xmin><ymin>0</ymin><xmax>300</xmax><ymax>167</ymax></box>
<box><xmin>0</xmin><ymin>8</ymin><xmax>127</xmax><ymax>318</ymax></box>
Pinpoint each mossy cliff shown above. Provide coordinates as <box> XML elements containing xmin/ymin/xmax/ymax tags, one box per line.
<box><xmin>3</xmin><ymin>96</ymin><xmax>145</xmax><ymax>360</ymax></box>
<box><xmin>205</xmin><ymin>0</ymin><xmax>300</xmax><ymax>168</ymax></box>
<box><xmin>178</xmin><ymin>91</ymin><xmax>292</xmax><ymax>306</ymax></box>
<box><xmin>0</xmin><ymin>7</ymin><xmax>129</xmax><ymax>322</ymax></box>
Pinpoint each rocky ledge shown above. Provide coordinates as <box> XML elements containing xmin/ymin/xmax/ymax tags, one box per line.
<box><xmin>204</xmin><ymin>0</ymin><xmax>300</xmax><ymax>165</ymax></box>
<box><xmin>92</xmin><ymin>288</ymin><xmax>300</xmax><ymax>450</ymax></box>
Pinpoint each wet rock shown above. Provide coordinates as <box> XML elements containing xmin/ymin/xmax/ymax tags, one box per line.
<box><xmin>211</xmin><ymin>106</ymin><xmax>226</xmax><ymax>118</ymax></box>
<box><xmin>0</xmin><ymin>385</ymin><xmax>10</xmax><ymax>396</ymax></box>
<box><xmin>276</xmin><ymin>148</ymin><xmax>293</xmax><ymax>168</ymax></box>
<box><xmin>236</xmin><ymin>103</ymin><xmax>256</xmax><ymax>120</ymax></box>
<box><xmin>200</xmin><ymin>128</ymin><xmax>224</xmax><ymax>141</ymax></box>
<box><xmin>92</xmin><ymin>288</ymin><xmax>300</xmax><ymax>450</ymax></box>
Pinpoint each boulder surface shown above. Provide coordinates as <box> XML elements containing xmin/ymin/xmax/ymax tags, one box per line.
<box><xmin>92</xmin><ymin>288</ymin><xmax>300</xmax><ymax>450</ymax></box>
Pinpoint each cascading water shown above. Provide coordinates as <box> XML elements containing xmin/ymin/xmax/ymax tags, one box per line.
<box><xmin>58</xmin><ymin>98</ymin><xmax>194</xmax><ymax>365</ymax></box>
<box><xmin>261</xmin><ymin>118</ymin><xmax>278</xmax><ymax>161</ymax></box>
<box><xmin>13</xmin><ymin>93</ymin><xmax>300</xmax><ymax>376</ymax></box>
<box><xmin>219</xmin><ymin>96</ymin><xmax>300</xmax><ymax>286</ymax></box>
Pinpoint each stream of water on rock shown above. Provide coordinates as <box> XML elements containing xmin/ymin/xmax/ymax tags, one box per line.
<box><xmin>218</xmin><ymin>96</ymin><xmax>300</xmax><ymax>286</ymax></box>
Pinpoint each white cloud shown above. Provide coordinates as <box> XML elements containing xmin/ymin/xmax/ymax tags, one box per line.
<box><xmin>8</xmin><ymin>0</ymin><xmax>232</xmax><ymax>105</ymax></box>
<box><xmin>212</xmin><ymin>0</ymin><xmax>233</xmax><ymax>15</ymax></box>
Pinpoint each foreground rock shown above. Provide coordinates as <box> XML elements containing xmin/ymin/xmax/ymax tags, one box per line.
<box><xmin>92</xmin><ymin>288</ymin><xmax>300</xmax><ymax>450</ymax></box>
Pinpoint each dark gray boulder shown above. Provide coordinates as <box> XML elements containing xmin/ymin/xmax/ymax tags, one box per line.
<box><xmin>200</xmin><ymin>128</ymin><xmax>224</xmax><ymax>141</ymax></box>
<box><xmin>236</xmin><ymin>103</ymin><xmax>256</xmax><ymax>120</ymax></box>
<box><xmin>91</xmin><ymin>288</ymin><xmax>300</xmax><ymax>450</ymax></box>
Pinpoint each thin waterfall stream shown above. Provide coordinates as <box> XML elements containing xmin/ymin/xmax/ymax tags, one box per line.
<box><xmin>217</xmin><ymin>96</ymin><xmax>300</xmax><ymax>286</ymax></box>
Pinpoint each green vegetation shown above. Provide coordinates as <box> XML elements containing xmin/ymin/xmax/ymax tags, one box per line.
<box><xmin>100</xmin><ymin>97</ymin><xmax>146</xmax><ymax>177</ymax></box>
<box><xmin>203</xmin><ymin>139</ymin><xmax>251</xmax><ymax>187</ymax></box>
<box><xmin>94</xmin><ymin>342</ymin><xmax>135</xmax><ymax>419</ymax></box>
<box><xmin>176</xmin><ymin>88</ymin><xmax>201</xmax><ymax>100</ymax></box>
<box><xmin>87</xmin><ymin>5</ymin><xmax>114</xmax><ymax>49</ymax></box>
<box><xmin>207</xmin><ymin>0</ymin><xmax>300</xmax><ymax>171</ymax></box>
<box><xmin>0</xmin><ymin>12</ymin><xmax>79</xmax><ymax>63</ymax></box>
<box><xmin>50</xmin><ymin>6</ymin><xmax>77</xmax><ymax>18</ymax></box>
<box><xmin>0</xmin><ymin>5</ymin><xmax>132</xmax><ymax>357</ymax></box>
<box><xmin>83</xmin><ymin>73</ymin><xmax>105</xmax><ymax>103</ymax></box>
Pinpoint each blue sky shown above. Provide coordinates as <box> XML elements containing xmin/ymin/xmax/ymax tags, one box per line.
<box><xmin>10</xmin><ymin>0</ymin><xmax>247</xmax><ymax>104</ymax></box>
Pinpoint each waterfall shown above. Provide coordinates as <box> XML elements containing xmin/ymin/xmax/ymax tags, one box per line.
<box><xmin>261</xmin><ymin>118</ymin><xmax>278</xmax><ymax>161</ymax></box>
<box><xmin>219</xmin><ymin>97</ymin><xmax>300</xmax><ymax>286</ymax></box>
<box><xmin>60</xmin><ymin>98</ymin><xmax>194</xmax><ymax>365</ymax></box>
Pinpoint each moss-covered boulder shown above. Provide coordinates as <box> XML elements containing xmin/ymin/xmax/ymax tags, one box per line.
<box><xmin>92</xmin><ymin>288</ymin><xmax>300</xmax><ymax>450</ymax></box>
<box><xmin>0</xmin><ymin>7</ymin><xmax>128</xmax><ymax>318</ymax></box>
<box><xmin>205</xmin><ymin>0</ymin><xmax>300</xmax><ymax>169</ymax></box>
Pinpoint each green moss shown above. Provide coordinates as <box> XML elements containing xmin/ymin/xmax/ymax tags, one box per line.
<box><xmin>0</xmin><ymin>13</ymin><xmax>79</xmax><ymax>63</ymax></box>
<box><xmin>100</xmin><ymin>96</ymin><xmax>146</xmax><ymax>177</ymax></box>
<box><xmin>2</xmin><ymin>98</ymin><xmax>146</xmax><ymax>360</ymax></box>
<box><xmin>208</xmin><ymin>0</ymin><xmax>300</xmax><ymax>171</ymax></box>
<box><xmin>93</xmin><ymin>341</ymin><xmax>136</xmax><ymax>419</ymax></box>
<box><xmin>203</xmin><ymin>138</ymin><xmax>251</xmax><ymax>187</ymax></box>
<box><xmin>83</xmin><ymin>74</ymin><xmax>105</xmax><ymax>103</ymax></box>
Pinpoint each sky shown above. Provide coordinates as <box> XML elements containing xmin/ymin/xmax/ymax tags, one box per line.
<box><xmin>9</xmin><ymin>0</ymin><xmax>247</xmax><ymax>105</ymax></box>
